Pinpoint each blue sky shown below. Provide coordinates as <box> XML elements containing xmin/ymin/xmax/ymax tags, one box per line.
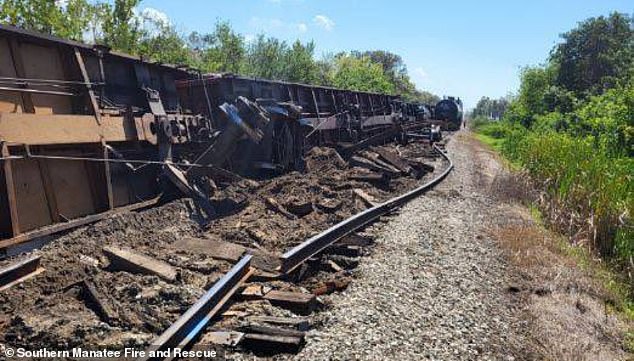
<box><xmin>139</xmin><ymin>0</ymin><xmax>632</xmax><ymax>109</ymax></box>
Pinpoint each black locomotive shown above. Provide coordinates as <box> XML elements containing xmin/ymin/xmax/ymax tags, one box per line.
<box><xmin>434</xmin><ymin>97</ymin><xmax>463</xmax><ymax>130</ymax></box>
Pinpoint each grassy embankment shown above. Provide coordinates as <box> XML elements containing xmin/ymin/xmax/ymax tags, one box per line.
<box><xmin>470</xmin><ymin>117</ymin><xmax>633</xmax><ymax>345</ymax></box>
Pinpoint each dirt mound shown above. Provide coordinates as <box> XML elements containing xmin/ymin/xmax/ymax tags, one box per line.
<box><xmin>0</xmin><ymin>139</ymin><xmax>444</xmax><ymax>351</ymax></box>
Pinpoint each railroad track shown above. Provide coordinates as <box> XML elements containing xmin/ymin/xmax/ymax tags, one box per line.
<box><xmin>0</xmin><ymin>130</ymin><xmax>453</xmax><ymax>359</ymax></box>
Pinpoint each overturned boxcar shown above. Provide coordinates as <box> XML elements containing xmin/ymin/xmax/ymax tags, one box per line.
<box><xmin>0</xmin><ymin>24</ymin><xmax>441</xmax><ymax>252</ymax></box>
<box><xmin>0</xmin><ymin>24</ymin><xmax>209</xmax><ymax>250</ymax></box>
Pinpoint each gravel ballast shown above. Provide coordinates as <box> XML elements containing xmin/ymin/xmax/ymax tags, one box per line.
<box><xmin>295</xmin><ymin>132</ymin><xmax>526</xmax><ymax>360</ymax></box>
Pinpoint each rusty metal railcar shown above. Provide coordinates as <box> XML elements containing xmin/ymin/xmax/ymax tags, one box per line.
<box><xmin>0</xmin><ymin>24</ymin><xmax>215</xmax><ymax>250</ymax></box>
<box><xmin>177</xmin><ymin>74</ymin><xmax>408</xmax><ymax>143</ymax></box>
<box><xmin>0</xmin><ymin>24</ymin><xmax>441</xmax><ymax>252</ymax></box>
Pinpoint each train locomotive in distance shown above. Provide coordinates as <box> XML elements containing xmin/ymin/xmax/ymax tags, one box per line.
<box><xmin>434</xmin><ymin>97</ymin><xmax>464</xmax><ymax>130</ymax></box>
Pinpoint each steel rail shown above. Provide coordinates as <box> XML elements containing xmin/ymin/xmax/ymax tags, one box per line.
<box><xmin>139</xmin><ymin>255</ymin><xmax>254</xmax><ymax>361</ymax></box>
<box><xmin>279</xmin><ymin>143</ymin><xmax>453</xmax><ymax>274</ymax></box>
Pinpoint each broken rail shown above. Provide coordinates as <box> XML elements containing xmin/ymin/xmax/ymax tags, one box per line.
<box><xmin>279</xmin><ymin>143</ymin><xmax>453</xmax><ymax>274</ymax></box>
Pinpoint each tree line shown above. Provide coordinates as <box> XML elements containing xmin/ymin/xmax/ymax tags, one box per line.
<box><xmin>473</xmin><ymin>12</ymin><xmax>633</xmax><ymax>271</ymax></box>
<box><xmin>0</xmin><ymin>0</ymin><xmax>439</xmax><ymax>104</ymax></box>
<box><xmin>471</xmin><ymin>96</ymin><xmax>510</xmax><ymax>120</ymax></box>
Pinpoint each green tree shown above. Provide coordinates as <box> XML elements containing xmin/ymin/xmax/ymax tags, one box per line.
<box><xmin>0</xmin><ymin>0</ymin><xmax>93</xmax><ymax>41</ymax></box>
<box><xmin>472</xmin><ymin>96</ymin><xmax>510</xmax><ymax>119</ymax></box>
<box><xmin>188</xmin><ymin>21</ymin><xmax>245</xmax><ymax>73</ymax></box>
<box><xmin>352</xmin><ymin>50</ymin><xmax>430</xmax><ymax>100</ymax></box>
<box><xmin>504</xmin><ymin>66</ymin><xmax>556</xmax><ymax>126</ymax></box>
<box><xmin>550</xmin><ymin>12</ymin><xmax>634</xmax><ymax>96</ymax></box>
<box><xmin>331</xmin><ymin>55</ymin><xmax>395</xmax><ymax>94</ymax></box>
<box><xmin>314</xmin><ymin>54</ymin><xmax>335</xmax><ymax>86</ymax></box>
<box><xmin>282</xmin><ymin>40</ymin><xmax>319</xmax><ymax>83</ymax></box>
<box><xmin>102</xmin><ymin>0</ymin><xmax>144</xmax><ymax>53</ymax></box>
<box><xmin>137</xmin><ymin>18</ymin><xmax>189</xmax><ymax>65</ymax></box>
<box><xmin>243</xmin><ymin>34</ymin><xmax>288</xmax><ymax>79</ymax></box>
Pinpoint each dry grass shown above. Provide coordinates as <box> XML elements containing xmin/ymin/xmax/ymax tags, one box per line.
<box><xmin>484</xmin><ymin>168</ymin><xmax>633</xmax><ymax>361</ymax></box>
<box><xmin>488</xmin><ymin>220</ymin><xmax>632</xmax><ymax>360</ymax></box>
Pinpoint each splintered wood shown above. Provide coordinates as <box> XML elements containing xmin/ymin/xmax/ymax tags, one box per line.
<box><xmin>0</xmin><ymin>255</ymin><xmax>44</xmax><ymax>291</ymax></box>
<box><xmin>353</xmin><ymin>188</ymin><xmax>379</xmax><ymax>208</ymax></box>
<box><xmin>102</xmin><ymin>246</ymin><xmax>177</xmax><ymax>282</ymax></box>
<box><xmin>264</xmin><ymin>290</ymin><xmax>317</xmax><ymax>315</ymax></box>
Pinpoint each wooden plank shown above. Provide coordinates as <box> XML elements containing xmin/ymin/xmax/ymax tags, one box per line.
<box><xmin>407</xmin><ymin>159</ymin><xmax>435</xmax><ymax>174</ymax></box>
<box><xmin>0</xmin><ymin>266</ymin><xmax>44</xmax><ymax>291</ymax></box>
<box><xmin>241</xmin><ymin>333</ymin><xmax>303</xmax><ymax>353</ymax></box>
<box><xmin>325</xmin><ymin>245</ymin><xmax>362</xmax><ymax>257</ymax></box>
<box><xmin>239</xmin><ymin>324</ymin><xmax>305</xmax><ymax>338</ymax></box>
<box><xmin>264</xmin><ymin>197</ymin><xmax>297</xmax><ymax>220</ymax></box>
<box><xmin>310</xmin><ymin>272</ymin><xmax>352</xmax><ymax>296</ymax></box>
<box><xmin>353</xmin><ymin>188</ymin><xmax>378</xmax><ymax>208</ymax></box>
<box><xmin>326</xmin><ymin>259</ymin><xmax>344</xmax><ymax>272</ymax></box>
<box><xmin>103</xmin><ymin>246</ymin><xmax>177</xmax><ymax>282</ymax></box>
<box><xmin>349</xmin><ymin>156</ymin><xmax>399</xmax><ymax>176</ymax></box>
<box><xmin>248</xmin><ymin>316</ymin><xmax>310</xmax><ymax>331</ymax></box>
<box><xmin>0</xmin><ymin>255</ymin><xmax>41</xmax><ymax>290</ymax></box>
<box><xmin>240</xmin><ymin>284</ymin><xmax>271</xmax><ymax>300</ymax></box>
<box><xmin>348</xmin><ymin>172</ymin><xmax>390</xmax><ymax>187</ymax></box>
<box><xmin>200</xmin><ymin>331</ymin><xmax>244</xmax><ymax>346</ymax></box>
<box><xmin>263</xmin><ymin>290</ymin><xmax>317</xmax><ymax>315</ymax></box>
<box><xmin>374</xmin><ymin>148</ymin><xmax>412</xmax><ymax>174</ymax></box>
<box><xmin>283</xmin><ymin>200</ymin><xmax>313</xmax><ymax>217</ymax></box>
<box><xmin>248</xmin><ymin>248</ymin><xmax>282</xmax><ymax>273</ymax></box>
<box><xmin>363</xmin><ymin>152</ymin><xmax>402</xmax><ymax>173</ymax></box>
<box><xmin>81</xmin><ymin>279</ymin><xmax>118</xmax><ymax>323</ymax></box>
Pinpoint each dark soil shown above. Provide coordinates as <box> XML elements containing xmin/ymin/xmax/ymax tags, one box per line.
<box><xmin>0</xmin><ymin>138</ymin><xmax>446</xmax><ymax>351</ymax></box>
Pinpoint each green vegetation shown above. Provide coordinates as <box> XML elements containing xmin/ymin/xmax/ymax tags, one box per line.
<box><xmin>0</xmin><ymin>0</ymin><xmax>436</xmax><ymax>101</ymax></box>
<box><xmin>472</xmin><ymin>12</ymin><xmax>633</xmax><ymax>287</ymax></box>
<box><xmin>471</xmin><ymin>96</ymin><xmax>510</xmax><ymax>120</ymax></box>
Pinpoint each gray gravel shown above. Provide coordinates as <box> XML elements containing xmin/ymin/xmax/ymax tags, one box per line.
<box><xmin>294</xmin><ymin>132</ymin><xmax>525</xmax><ymax>360</ymax></box>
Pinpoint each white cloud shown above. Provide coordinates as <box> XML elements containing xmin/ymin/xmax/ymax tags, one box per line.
<box><xmin>313</xmin><ymin>15</ymin><xmax>335</xmax><ymax>31</ymax></box>
<box><xmin>415</xmin><ymin>67</ymin><xmax>428</xmax><ymax>79</ymax></box>
<box><xmin>140</xmin><ymin>7</ymin><xmax>170</xmax><ymax>27</ymax></box>
<box><xmin>297</xmin><ymin>23</ymin><xmax>308</xmax><ymax>33</ymax></box>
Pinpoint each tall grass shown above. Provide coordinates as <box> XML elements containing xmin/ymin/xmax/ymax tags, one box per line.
<box><xmin>475</xmin><ymin>121</ymin><xmax>633</xmax><ymax>273</ymax></box>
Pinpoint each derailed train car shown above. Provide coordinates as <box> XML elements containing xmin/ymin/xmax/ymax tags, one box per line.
<box><xmin>0</xmin><ymin>24</ymin><xmax>205</xmax><ymax>249</ymax></box>
<box><xmin>0</xmin><ymin>24</ymin><xmax>445</xmax><ymax>250</ymax></box>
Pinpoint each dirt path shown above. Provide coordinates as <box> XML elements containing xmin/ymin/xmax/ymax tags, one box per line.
<box><xmin>292</xmin><ymin>131</ymin><xmax>631</xmax><ymax>360</ymax></box>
